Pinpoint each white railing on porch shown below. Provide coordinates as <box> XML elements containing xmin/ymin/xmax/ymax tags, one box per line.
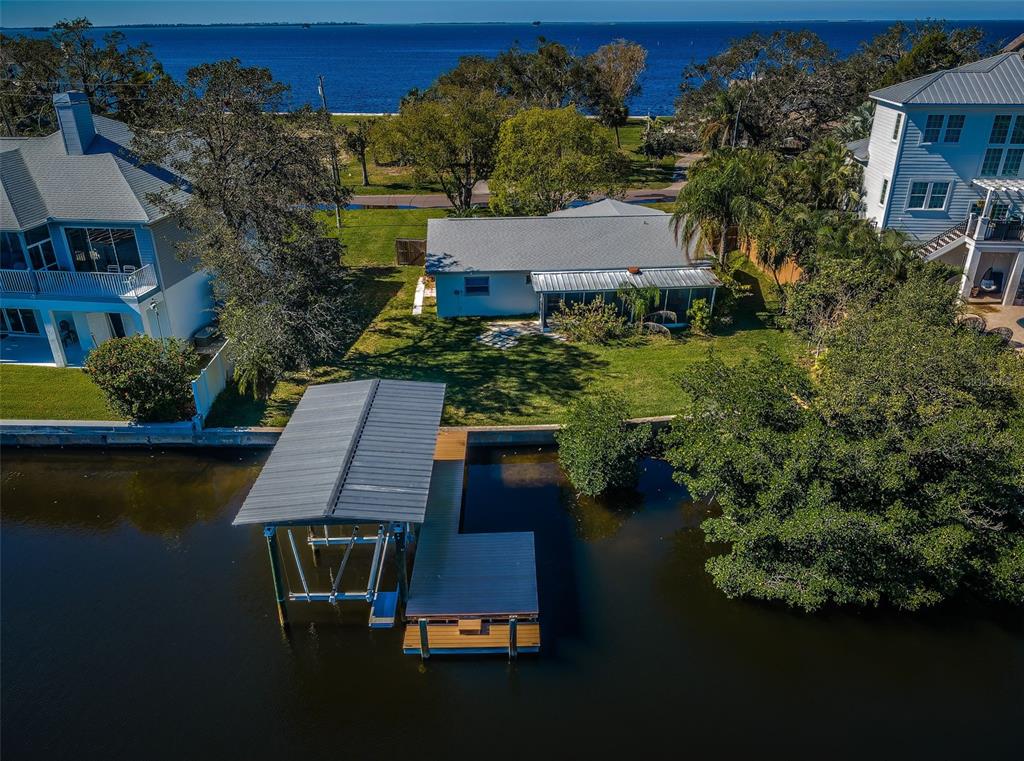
<box><xmin>0</xmin><ymin>264</ymin><xmax>158</xmax><ymax>299</ymax></box>
<box><xmin>0</xmin><ymin>269</ymin><xmax>34</xmax><ymax>293</ymax></box>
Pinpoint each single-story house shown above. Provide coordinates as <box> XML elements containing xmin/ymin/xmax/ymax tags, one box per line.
<box><xmin>425</xmin><ymin>199</ymin><xmax>721</xmax><ymax>327</ymax></box>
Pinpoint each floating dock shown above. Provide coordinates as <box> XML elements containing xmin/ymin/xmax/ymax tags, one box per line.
<box><xmin>403</xmin><ymin>430</ymin><xmax>540</xmax><ymax>657</ymax></box>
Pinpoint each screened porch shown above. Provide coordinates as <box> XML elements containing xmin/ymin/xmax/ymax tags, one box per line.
<box><xmin>531</xmin><ymin>267</ymin><xmax>722</xmax><ymax>329</ymax></box>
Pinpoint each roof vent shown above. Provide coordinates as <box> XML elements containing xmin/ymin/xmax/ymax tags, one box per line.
<box><xmin>53</xmin><ymin>91</ymin><xmax>96</xmax><ymax>156</ymax></box>
<box><xmin>627</xmin><ymin>266</ymin><xmax>642</xmax><ymax>275</ymax></box>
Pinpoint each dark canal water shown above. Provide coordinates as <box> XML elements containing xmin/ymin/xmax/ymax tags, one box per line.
<box><xmin>2</xmin><ymin>447</ymin><xmax>1021</xmax><ymax>759</ymax></box>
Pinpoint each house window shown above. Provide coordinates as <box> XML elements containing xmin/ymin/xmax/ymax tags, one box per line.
<box><xmin>907</xmin><ymin>182</ymin><xmax>930</xmax><ymax>209</ymax></box>
<box><xmin>65</xmin><ymin>227</ymin><xmax>141</xmax><ymax>273</ymax></box>
<box><xmin>1002</xmin><ymin>148</ymin><xmax>1023</xmax><ymax>177</ymax></box>
<box><xmin>922</xmin><ymin>115</ymin><xmax>944</xmax><ymax>143</ymax></box>
<box><xmin>980</xmin><ymin>148</ymin><xmax>1003</xmax><ymax>176</ymax></box>
<box><xmin>907</xmin><ymin>181</ymin><xmax>950</xmax><ymax>210</ymax></box>
<box><xmin>1</xmin><ymin>308</ymin><xmax>40</xmax><ymax>335</ymax></box>
<box><xmin>990</xmin><ymin>115</ymin><xmax>1012</xmax><ymax>143</ymax></box>
<box><xmin>926</xmin><ymin>182</ymin><xmax>950</xmax><ymax>209</ymax></box>
<box><xmin>24</xmin><ymin>225</ymin><xmax>58</xmax><ymax>270</ymax></box>
<box><xmin>990</xmin><ymin>202</ymin><xmax>1010</xmax><ymax>221</ymax></box>
<box><xmin>943</xmin><ymin>115</ymin><xmax>965</xmax><ymax>143</ymax></box>
<box><xmin>891</xmin><ymin>112</ymin><xmax>903</xmax><ymax>140</ymax></box>
<box><xmin>463</xmin><ymin>275</ymin><xmax>490</xmax><ymax>295</ymax></box>
<box><xmin>1</xmin><ymin>231</ymin><xmax>27</xmax><ymax>269</ymax></box>
<box><xmin>879</xmin><ymin>178</ymin><xmax>889</xmax><ymax>204</ymax></box>
<box><xmin>1011</xmin><ymin>115</ymin><xmax>1024</xmax><ymax>144</ymax></box>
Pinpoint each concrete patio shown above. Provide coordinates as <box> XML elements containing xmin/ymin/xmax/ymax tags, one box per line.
<box><xmin>0</xmin><ymin>334</ymin><xmax>87</xmax><ymax>367</ymax></box>
<box><xmin>965</xmin><ymin>303</ymin><xmax>1024</xmax><ymax>349</ymax></box>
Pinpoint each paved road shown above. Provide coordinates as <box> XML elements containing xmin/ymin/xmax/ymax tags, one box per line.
<box><xmin>348</xmin><ymin>155</ymin><xmax>696</xmax><ymax>209</ymax></box>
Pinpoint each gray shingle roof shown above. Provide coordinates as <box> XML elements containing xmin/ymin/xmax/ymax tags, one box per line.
<box><xmin>870</xmin><ymin>51</ymin><xmax>1024</xmax><ymax>106</ymax></box>
<box><xmin>426</xmin><ymin>208</ymin><xmax>690</xmax><ymax>274</ymax></box>
<box><xmin>233</xmin><ymin>379</ymin><xmax>446</xmax><ymax>527</ymax></box>
<box><xmin>0</xmin><ymin>115</ymin><xmax>187</xmax><ymax>231</ymax></box>
<box><xmin>546</xmin><ymin>198</ymin><xmax>667</xmax><ymax>217</ymax></box>
<box><xmin>531</xmin><ymin>266</ymin><xmax>721</xmax><ymax>293</ymax></box>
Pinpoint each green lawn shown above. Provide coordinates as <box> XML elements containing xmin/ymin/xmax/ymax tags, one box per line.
<box><xmin>207</xmin><ymin>207</ymin><xmax>802</xmax><ymax>427</ymax></box>
<box><xmin>0</xmin><ymin>365</ymin><xmax>121</xmax><ymax>421</ymax></box>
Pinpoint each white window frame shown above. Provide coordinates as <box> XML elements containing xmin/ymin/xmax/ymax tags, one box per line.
<box><xmin>906</xmin><ymin>180</ymin><xmax>953</xmax><ymax>211</ymax></box>
<box><xmin>463</xmin><ymin>275</ymin><xmax>490</xmax><ymax>296</ymax></box>
<box><xmin>943</xmin><ymin>114</ymin><xmax>965</xmax><ymax>144</ymax></box>
<box><xmin>891</xmin><ymin>112</ymin><xmax>903</xmax><ymax>142</ymax></box>
<box><xmin>921</xmin><ymin>114</ymin><xmax>944</xmax><ymax>144</ymax></box>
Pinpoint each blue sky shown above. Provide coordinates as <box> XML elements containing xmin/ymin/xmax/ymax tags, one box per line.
<box><xmin>2</xmin><ymin>1</ymin><xmax>1022</xmax><ymax>27</ymax></box>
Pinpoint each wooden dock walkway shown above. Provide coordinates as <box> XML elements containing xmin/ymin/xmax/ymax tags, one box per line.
<box><xmin>403</xmin><ymin>429</ymin><xmax>540</xmax><ymax>657</ymax></box>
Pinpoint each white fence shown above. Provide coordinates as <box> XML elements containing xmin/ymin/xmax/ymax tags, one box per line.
<box><xmin>191</xmin><ymin>340</ymin><xmax>233</xmax><ymax>426</ymax></box>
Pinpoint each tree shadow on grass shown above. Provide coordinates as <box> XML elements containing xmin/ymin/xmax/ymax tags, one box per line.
<box><xmin>343</xmin><ymin>317</ymin><xmax>607</xmax><ymax>424</ymax></box>
<box><xmin>205</xmin><ymin>266</ymin><xmax>409</xmax><ymax>428</ymax></box>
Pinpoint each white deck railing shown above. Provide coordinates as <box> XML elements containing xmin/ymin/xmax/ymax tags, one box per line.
<box><xmin>0</xmin><ymin>265</ymin><xmax>158</xmax><ymax>299</ymax></box>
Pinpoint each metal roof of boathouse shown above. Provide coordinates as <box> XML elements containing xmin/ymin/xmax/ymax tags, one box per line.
<box><xmin>232</xmin><ymin>379</ymin><xmax>446</xmax><ymax>527</ymax></box>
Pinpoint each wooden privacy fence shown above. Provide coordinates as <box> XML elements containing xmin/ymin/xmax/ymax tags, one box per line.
<box><xmin>395</xmin><ymin>238</ymin><xmax>426</xmax><ymax>266</ymax></box>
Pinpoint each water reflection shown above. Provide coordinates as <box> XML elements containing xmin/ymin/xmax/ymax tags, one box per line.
<box><xmin>1</xmin><ymin>445</ymin><xmax>1021</xmax><ymax>759</ymax></box>
<box><xmin>1</xmin><ymin>448</ymin><xmax>265</xmax><ymax>535</ymax></box>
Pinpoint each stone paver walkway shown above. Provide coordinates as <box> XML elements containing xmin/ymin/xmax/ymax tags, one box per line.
<box><xmin>476</xmin><ymin>320</ymin><xmax>558</xmax><ymax>349</ymax></box>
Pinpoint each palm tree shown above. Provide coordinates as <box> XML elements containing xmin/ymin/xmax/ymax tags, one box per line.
<box><xmin>784</xmin><ymin>138</ymin><xmax>862</xmax><ymax>211</ymax></box>
<box><xmin>672</xmin><ymin>148</ymin><xmax>776</xmax><ymax>263</ymax></box>
<box><xmin>697</xmin><ymin>90</ymin><xmax>737</xmax><ymax>151</ymax></box>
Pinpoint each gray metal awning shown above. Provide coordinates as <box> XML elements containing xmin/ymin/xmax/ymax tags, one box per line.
<box><xmin>232</xmin><ymin>379</ymin><xmax>446</xmax><ymax>527</ymax></box>
<box><xmin>531</xmin><ymin>266</ymin><xmax>722</xmax><ymax>294</ymax></box>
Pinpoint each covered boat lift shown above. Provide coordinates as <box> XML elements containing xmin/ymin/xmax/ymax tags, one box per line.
<box><xmin>233</xmin><ymin>378</ymin><xmax>540</xmax><ymax>658</ymax></box>
<box><xmin>233</xmin><ymin>379</ymin><xmax>446</xmax><ymax>629</ymax></box>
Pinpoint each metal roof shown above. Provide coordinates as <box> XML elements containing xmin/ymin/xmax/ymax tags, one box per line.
<box><xmin>405</xmin><ymin>460</ymin><xmax>539</xmax><ymax>618</ymax></box>
<box><xmin>870</xmin><ymin>52</ymin><xmax>1024</xmax><ymax>106</ymax></box>
<box><xmin>846</xmin><ymin>137</ymin><xmax>870</xmax><ymax>164</ymax></box>
<box><xmin>531</xmin><ymin>266</ymin><xmax>721</xmax><ymax>293</ymax></box>
<box><xmin>0</xmin><ymin>115</ymin><xmax>188</xmax><ymax>231</ymax></box>
<box><xmin>547</xmin><ymin>198</ymin><xmax>668</xmax><ymax>217</ymax></box>
<box><xmin>425</xmin><ymin>205</ymin><xmax>691</xmax><ymax>274</ymax></box>
<box><xmin>232</xmin><ymin>379</ymin><xmax>446</xmax><ymax>527</ymax></box>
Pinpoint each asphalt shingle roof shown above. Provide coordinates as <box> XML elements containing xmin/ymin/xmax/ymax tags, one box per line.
<box><xmin>426</xmin><ymin>203</ymin><xmax>690</xmax><ymax>274</ymax></box>
<box><xmin>0</xmin><ymin>115</ymin><xmax>187</xmax><ymax>231</ymax></box>
<box><xmin>870</xmin><ymin>51</ymin><xmax>1024</xmax><ymax>106</ymax></box>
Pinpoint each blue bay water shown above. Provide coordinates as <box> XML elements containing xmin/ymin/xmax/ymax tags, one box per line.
<box><xmin>30</xmin><ymin>21</ymin><xmax>1024</xmax><ymax>114</ymax></box>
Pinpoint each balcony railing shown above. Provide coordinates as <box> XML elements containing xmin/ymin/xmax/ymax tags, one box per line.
<box><xmin>0</xmin><ymin>264</ymin><xmax>158</xmax><ymax>299</ymax></box>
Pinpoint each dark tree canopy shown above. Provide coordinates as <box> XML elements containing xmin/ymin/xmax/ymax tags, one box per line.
<box><xmin>133</xmin><ymin>60</ymin><xmax>353</xmax><ymax>396</ymax></box>
<box><xmin>674</xmin><ymin>22</ymin><xmax>988</xmax><ymax>151</ymax></box>
<box><xmin>663</xmin><ymin>272</ymin><xmax>1024</xmax><ymax>611</ymax></box>
<box><xmin>0</xmin><ymin>17</ymin><xmax>166</xmax><ymax>136</ymax></box>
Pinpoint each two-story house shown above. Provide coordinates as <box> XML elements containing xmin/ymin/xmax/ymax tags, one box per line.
<box><xmin>851</xmin><ymin>51</ymin><xmax>1024</xmax><ymax>307</ymax></box>
<box><xmin>0</xmin><ymin>91</ymin><xmax>213</xmax><ymax>366</ymax></box>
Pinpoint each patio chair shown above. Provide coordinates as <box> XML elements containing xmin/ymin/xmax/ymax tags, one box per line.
<box><xmin>106</xmin><ymin>264</ymin><xmax>120</xmax><ymax>273</ymax></box>
<box><xmin>978</xmin><ymin>268</ymin><xmax>1004</xmax><ymax>295</ymax></box>
<box><xmin>122</xmin><ymin>265</ymin><xmax>136</xmax><ymax>274</ymax></box>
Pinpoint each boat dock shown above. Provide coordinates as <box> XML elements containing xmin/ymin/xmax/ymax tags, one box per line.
<box><xmin>232</xmin><ymin>380</ymin><xmax>540</xmax><ymax>659</ymax></box>
<box><xmin>403</xmin><ymin>430</ymin><xmax>540</xmax><ymax>657</ymax></box>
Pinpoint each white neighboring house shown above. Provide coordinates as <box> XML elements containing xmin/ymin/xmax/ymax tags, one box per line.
<box><xmin>426</xmin><ymin>199</ymin><xmax>721</xmax><ymax>327</ymax></box>
<box><xmin>850</xmin><ymin>51</ymin><xmax>1024</xmax><ymax>306</ymax></box>
<box><xmin>0</xmin><ymin>91</ymin><xmax>214</xmax><ymax>367</ymax></box>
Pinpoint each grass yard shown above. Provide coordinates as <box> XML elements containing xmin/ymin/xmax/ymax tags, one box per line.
<box><xmin>207</xmin><ymin>207</ymin><xmax>802</xmax><ymax>427</ymax></box>
<box><xmin>0</xmin><ymin>365</ymin><xmax>121</xmax><ymax>421</ymax></box>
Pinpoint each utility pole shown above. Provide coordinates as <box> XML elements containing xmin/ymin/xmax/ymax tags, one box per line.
<box><xmin>318</xmin><ymin>74</ymin><xmax>343</xmax><ymax>230</ymax></box>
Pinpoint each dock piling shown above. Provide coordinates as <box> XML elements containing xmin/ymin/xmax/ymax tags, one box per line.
<box><xmin>263</xmin><ymin>526</ymin><xmax>289</xmax><ymax>627</ymax></box>
<box><xmin>508</xmin><ymin>617</ymin><xmax>518</xmax><ymax>660</ymax></box>
<box><xmin>419</xmin><ymin>619</ymin><xmax>430</xmax><ymax>660</ymax></box>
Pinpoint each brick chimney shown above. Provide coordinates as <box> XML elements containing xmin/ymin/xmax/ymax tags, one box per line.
<box><xmin>53</xmin><ymin>91</ymin><xmax>96</xmax><ymax>155</ymax></box>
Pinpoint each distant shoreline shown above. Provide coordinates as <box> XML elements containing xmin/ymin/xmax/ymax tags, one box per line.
<box><xmin>5</xmin><ymin>19</ymin><xmax>1022</xmax><ymax>31</ymax></box>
